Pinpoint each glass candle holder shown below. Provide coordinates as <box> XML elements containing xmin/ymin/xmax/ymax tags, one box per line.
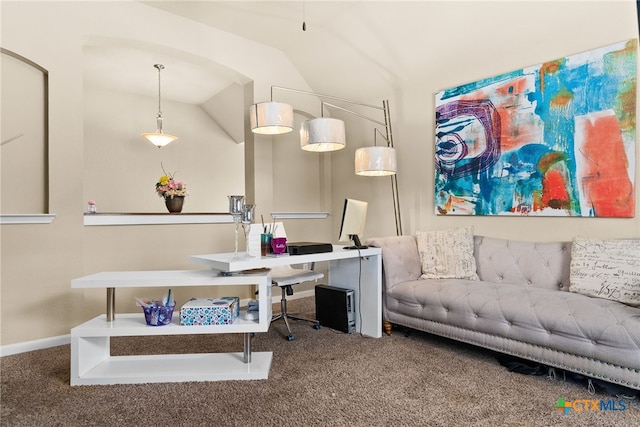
<box><xmin>228</xmin><ymin>195</ymin><xmax>245</xmax><ymax>215</ymax></box>
<box><xmin>228</xmin><ymin>195</ymin><xmax>245</xmax><ymax>258</ymax></box>
<box><xmin>242</xmin><ymin>204</ymin><xmax>255</xmax><ymax>257</ymax></box>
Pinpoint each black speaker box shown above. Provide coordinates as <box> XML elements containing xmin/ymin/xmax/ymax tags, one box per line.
<box><xmin>315</xmin><ymin>284</ymin><xmax>356</xmax><ymax>334</ymax></box>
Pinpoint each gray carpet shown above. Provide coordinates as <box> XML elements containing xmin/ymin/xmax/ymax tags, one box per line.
<box><xmin>2</xmin><ymin>297</ymin><xmax>639</xmax><ymax>426</ymax></box>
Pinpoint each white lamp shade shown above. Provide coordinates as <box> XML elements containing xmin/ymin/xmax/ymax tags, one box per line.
<box><xmin>250</xmin><ymin>102</ymin><xmax>294</xmax><ymax>135</ymax></box>
<box><xmin>300</xmin><ymin>118</ymin><xmax>346</xmax><ymax>152</ymax></box>
<box><xmin>355</xmin><ymin>146</ymin><xmax>397</xmax><ymax>176</ymax></box>
<box><xmin>141</xmin><ymin>132</ymin><xmax>179</xmax><ymax>148</ymax></box>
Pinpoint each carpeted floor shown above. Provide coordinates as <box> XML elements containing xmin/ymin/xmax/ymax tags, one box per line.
<box><xmin>2</xmin><ymin>297</ymin><xmax>639</xmax><ymax>426</ymax></box>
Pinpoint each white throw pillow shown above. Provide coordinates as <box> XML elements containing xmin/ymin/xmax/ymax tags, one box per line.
<box><xmin>570</xmin><ymin>236</ymin><xmax>640</xmax><ymax>307</ymax></box>
<box><xmin>417</xmin><ymin>227</ymin><xmax>478</xmax><ymax>280</ymax></box>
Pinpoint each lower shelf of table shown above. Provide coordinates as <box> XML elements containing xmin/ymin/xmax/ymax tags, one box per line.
<box><xmin>71</xmin><ymin>351</ymin><xmax>273</xmax><ymax>385</ymax></box>
<box><xmin>72</xmin><ymin>313</ymin><xmax>270</xmax><ymax>336</ymax></box>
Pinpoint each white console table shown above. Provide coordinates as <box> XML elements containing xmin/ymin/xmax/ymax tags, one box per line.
<box><xmin>70</xmin><ymin>269</ymin><xmax>272</xmax><ymax>386</ymax></box>
<box><xmin>190</xmin><ymin>245</ymin><xmax>383</xmax><ymax>338</ymax></box>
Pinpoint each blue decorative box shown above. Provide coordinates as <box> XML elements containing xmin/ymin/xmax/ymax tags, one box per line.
<box><xmin>180</xmin><ymin>297</ymin><xmax>239</xmax><ymax>326</ymax></box>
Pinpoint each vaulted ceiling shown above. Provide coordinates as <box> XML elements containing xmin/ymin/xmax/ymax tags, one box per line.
<box><xmin>86</xmin><ymin>1</ymin><xmax>440</xmax><ymax>106</ymax></box>
<box><xmin>142</xmin><ymin>0</ymin><xmax>439</xmax><ymax>100</ymax></box>
<box><xmin>88</xmin><ymin>1</ymin><xmax>638</xmax><ymax>109</ymax></box>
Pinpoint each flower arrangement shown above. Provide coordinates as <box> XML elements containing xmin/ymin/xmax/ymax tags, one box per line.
<box><xmin>155</xmin><ymin>167</ymin><xmax>188</xmax><ymax>199</ymax></box>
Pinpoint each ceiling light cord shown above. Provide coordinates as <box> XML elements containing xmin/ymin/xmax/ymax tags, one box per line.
<box><xmin>302</xmin><ymin>0</ymin><xmax>306</xmax><ymax>31</ymax></box>
<box><xmin>155</xmin><ymin>64</ymin><xmax>164</xmax><ymax>124</ymax></box>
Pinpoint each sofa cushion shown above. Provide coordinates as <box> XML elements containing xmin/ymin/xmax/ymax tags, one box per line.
<box><xmin>416</xmin><ymin>227</ymin><xmax>478</xmax><ymax>280</ymax></box>
<box><xmin>570</xmin><ymin>236</ymin><xmax>640</xmax><ymax>307</ymax></box>
<box><xmin>385</xmin><ymin>278</ymin><xmax>640</xmax><ymax>371</ymax></box>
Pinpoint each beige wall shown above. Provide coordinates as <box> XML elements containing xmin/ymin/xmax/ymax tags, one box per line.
<box><xmin>328</xmin><ymin>0</ymin><xmax>640</xmax><ymax>242</ymax></box>
<box><xmin>0</xmin><ymin>1</ymin><xmax>322</xmax><ymax>346</ymax></box>
<box><xmin>1</xmin><ymin>1</ymin><xmax>639</xmax><ymax>348</ymax></box>
<box><xmin>83</xmin><ymin>85</ymin><xmax>246</xmax><ymax>212</ymax></box>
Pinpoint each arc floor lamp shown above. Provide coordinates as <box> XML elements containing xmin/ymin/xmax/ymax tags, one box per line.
<box><xmin>250</xmin><ymin>86</ymin><xmax>402</xmax><ymax>236</ymax></box>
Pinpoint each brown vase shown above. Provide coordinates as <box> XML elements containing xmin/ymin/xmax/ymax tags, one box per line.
<box><xmin>164</xmin><ymin>195</ymin><xmax>185</xmax><ymax>213</ymax></box>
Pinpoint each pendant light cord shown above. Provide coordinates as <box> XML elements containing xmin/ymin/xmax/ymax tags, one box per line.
<box><xmin>155</xmin><ymin>64</ymin><xmax>164</xmax><ymax>119</ymax></box>
<box><xmin>302</xmin><ymin>0</ymin><xmax>306</xmax><ymax>31</ymax></box>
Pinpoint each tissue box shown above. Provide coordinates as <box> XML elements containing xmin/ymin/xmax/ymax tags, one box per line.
<box><xmin>180</xmin><ymin>297</ymin><xmax>239</xmax><ymax>326</ymax></box>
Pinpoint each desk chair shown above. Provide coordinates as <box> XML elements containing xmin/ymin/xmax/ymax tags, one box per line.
<box><xmin>271</xmin><ymin>264</ymin><xmax>324</xmax><ymax>341</ymax></box>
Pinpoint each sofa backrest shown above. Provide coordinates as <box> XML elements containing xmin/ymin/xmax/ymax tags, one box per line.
<box><xmin>474</xmin><ymin>236</ymin><xmax>571</xmax><ymax>291</ymax></box>
<box><xmin>367</xmin><ymin>234</ymin><xmax>572</xmax><ymax>292</ymax></box>
<box><xmin>366</xmin><ymin>235</ymin><xmax>422</xmax><ymax>290</ymax></box>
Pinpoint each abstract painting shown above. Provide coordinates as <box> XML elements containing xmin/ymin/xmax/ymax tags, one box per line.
<box><xmin>435</xmin><ymin>40</ymin><xmax>636</xmax><ymax>217</ymax></box>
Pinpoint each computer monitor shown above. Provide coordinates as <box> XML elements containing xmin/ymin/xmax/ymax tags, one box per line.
<box><xmin>338</xmin><ymin>198</ymin><xmax>368</xmax><ymax>249</ymax></box>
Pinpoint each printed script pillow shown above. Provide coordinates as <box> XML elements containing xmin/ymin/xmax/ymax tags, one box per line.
<box><xmin>570</xmin><ymin>236</ymin><xmax>640</xmax><ymax>307</ymax></box>
<box><xmin>417</xmin><ymin>227</ymin><xmax>478</xmax><ymax>280</ymax></box>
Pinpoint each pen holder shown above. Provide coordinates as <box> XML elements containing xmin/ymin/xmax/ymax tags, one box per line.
<box><xmin>271</xmin><ymin>237</ymin><xmax>287</xmax><ymax>255</ymax></box>
<box><xmin>142</xmin><ymin>302</ymin><xmax>176</xmax><ymax>326</ymax></box>
<box><xmin>261</xmin><ymin>233</ymin><xmax>272</xmax><ymax>256</ymax></box>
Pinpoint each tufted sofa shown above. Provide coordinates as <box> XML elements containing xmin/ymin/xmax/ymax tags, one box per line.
<box><xmin>366</xmin><ymin>235</ymin><xmax>640</xmax><ymax>390</ymax></box>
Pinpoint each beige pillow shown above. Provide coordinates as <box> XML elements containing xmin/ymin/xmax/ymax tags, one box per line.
<box><xmin>417</xmin><ymin>227</ymin><xmax>478</xmax><ymax>280</ymax></box>
<box><xmin>570</xmin><ymin>236</ymin><xmax>640</xmax><ymax>307</ymax></box>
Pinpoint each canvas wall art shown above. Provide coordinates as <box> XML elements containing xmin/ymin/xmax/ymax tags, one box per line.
<box><xmin>434</xmin><ymin>39</ymin><xmax>637</xmax><ymax>217</ymax></box>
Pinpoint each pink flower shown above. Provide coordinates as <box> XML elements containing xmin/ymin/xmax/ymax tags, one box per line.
<box><xmin>155</xmin><ymin>170</ymin><xmax>188</xmax><ymax>198</ymax></box>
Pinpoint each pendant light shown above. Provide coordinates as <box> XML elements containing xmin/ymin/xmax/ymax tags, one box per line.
<box><xmin>142</xmin><ymin>64</ymin><xmax>178</xmax><ymax>148</ymax></box>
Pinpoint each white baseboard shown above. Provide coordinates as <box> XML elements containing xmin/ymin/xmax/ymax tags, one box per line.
<box><xmin>268</xmin><ymin>288</ymin><xmax>315</xmax><ymax>305</ymax></box>
<box><xmin>1</xmin><ymin>289</ymin><xmax>316</xmax><ymax>357</ymax></box>
<box><xmin>1</xmin><ymin>335</ymin><xmax>70</xmax><ymax>357</ymax></box>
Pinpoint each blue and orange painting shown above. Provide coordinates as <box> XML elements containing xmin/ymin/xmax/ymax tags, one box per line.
<box><xmin>435</xmin><ymin>39</ymin><xmax>636</xmax><ymax>217</ymax></box>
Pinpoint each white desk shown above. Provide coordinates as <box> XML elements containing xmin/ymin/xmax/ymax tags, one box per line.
<box><xmin>190</xmin><ymin>245</ymin><xmax>383</xmax><ymax>338</ymax></box>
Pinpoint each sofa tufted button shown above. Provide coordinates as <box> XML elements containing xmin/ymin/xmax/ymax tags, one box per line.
<box><xmin>527</xmin><ymin>280</ymin><xmax>532</xmax><ymax>285</ymax></box>
<box><xmin>499</xmin><ymin>275</ymin><xmax>504</xmax><ymax>280</ymax></box>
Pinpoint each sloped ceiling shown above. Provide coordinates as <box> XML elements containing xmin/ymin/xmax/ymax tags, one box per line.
<box><xmin>93</xmin><ymin>1</ymin><xmax>639</xmax><ymax>108</ymax></box>
<box><xmin>83</xmin><ymin>43</ymin><xmax>241</xmax><ymax>105</ymax></box>
<box><xmin>142</xmin><ymin>0</ymin><xmax>440</xmax><ymax>100</ymax></box>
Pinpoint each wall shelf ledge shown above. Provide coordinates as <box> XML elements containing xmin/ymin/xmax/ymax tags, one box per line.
<box><xmin>83</xmin><ymin>213</ymin><xmax>232</xmax><ymax>226</ymax></box>
<box><xmin>0</xmin><ymin>214</ymin><xmax>56</xmax><ymax>224</ymax></box>
<box><xmin>270</xmin><ymin>212</ymin><xmax>329</xmax><ymax>219</ymax></box>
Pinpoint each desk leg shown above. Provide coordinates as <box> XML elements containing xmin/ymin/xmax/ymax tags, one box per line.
<box><xmin>243</xmin><ymin>332</ymin><xmax>251</xmax><ymax>363</ymax></box>
<box><xmin>328</xmin><ymin>254</ymin><xmax>382</xmax><ymax>338</ymax></box>
<box><xmin>106</xmin><ymin>288</ymin><xmax>115</xmax><ymax>322</ymax></box>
